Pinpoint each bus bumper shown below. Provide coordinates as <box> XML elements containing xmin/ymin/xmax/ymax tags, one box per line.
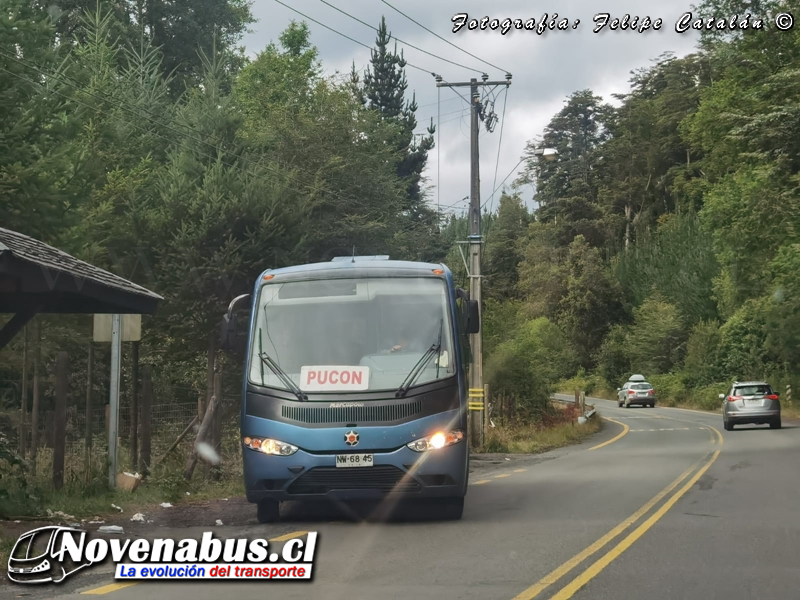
<box><xmin>243</xmin><ymin>442</ymin><xmax>468</xmax><ymax>503</ymax></box>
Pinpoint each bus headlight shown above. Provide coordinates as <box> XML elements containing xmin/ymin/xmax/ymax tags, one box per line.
<box><xmin>407</xmin><ymin>430</ymin><xmax>465</xmax><ymax>452</ymax></box>
<box><xmin>242</xmin><ymin>436</ymin><xmax>298</xmax><ymax>456</ymax></box>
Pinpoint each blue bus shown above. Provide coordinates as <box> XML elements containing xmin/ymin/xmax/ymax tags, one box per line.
<box><xmin>220</xmin><ymin>256</ymin><xmax>480</xmax><ymax>522</ymax></box>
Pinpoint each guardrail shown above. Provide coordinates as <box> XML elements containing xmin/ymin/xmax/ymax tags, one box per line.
<box><xmin>550</xmin><ymin>391</ymin><xmax>597</xmax><ymax>423</ymax></box>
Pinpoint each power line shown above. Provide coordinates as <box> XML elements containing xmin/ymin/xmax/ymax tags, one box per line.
<box><xmin>272</xmin><ymin>0</ymin><xmax>439</xmax><ymax>77</ymax></box>
<box><xmin>417</xmin><ymin>105</ymin><xmax>468</xmax><ymax>122</ymax></box>
<box><xmin>487</xmin><ymin>87</ymin><xmax>509</xmax><ymax>215</ymax></box>
<box><xmin>437</xmin><ymin>84</ymin><xmax>441</xmax><ymax>219</ymax></box>
<box><xmin>413</xmin><ymin>111</ymin><xmax>470</xmax><ymax>139</ymax></box>
<box><xmin>317</xmin><ymin>0</ymin><xmax>485</xmax><ymax>75</ymax></box>
<box><xmin>380</xmin><ymin>0</ymin><xmax>509</xmax><ymax>75</ymax></box>
<box><xmin>418</xmin><ymin>95</ymin><xmax>460</xmax><ymax>109</ymax></box>
<box><xmin>482</xmin><ymin>157</ymin><xmax>525</xmax><ymax>211</ymax></box>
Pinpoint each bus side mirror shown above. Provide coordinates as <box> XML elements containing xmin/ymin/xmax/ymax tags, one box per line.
<box><xmin>466</xmin><ymin>299</ymin><xmax>480</xmax><ymax>334</ymax></box>
<box><xmin>219</xmin><ymin>293</ymin><xmax>251</xmax><ymax>352</ymax></box>
<box><xmin>219</xmin><ymin>313</ymin><xmax>238</xmax><ymax>352</ymax></box>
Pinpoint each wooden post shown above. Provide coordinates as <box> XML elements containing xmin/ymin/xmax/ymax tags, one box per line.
<box><xmin>84</xmin><ymin>342</ymin><xmax>93</xmax><ymax>484</ymax></box>
<box><xmin>152</xmin><ymin>416</ymin><xmax>197</xmax><ymax>470</ymax></box>
<box><xmin>184</xmin><ymin>391</ymin><xmax>219</xmax><ymax>480</ymax></box>
<box><xmin>205</xmin><ymin>330</ymin><xmax>215</xmax><ymax>418</ymax></box>
<box><xmin>30</xmin><ymin>319</ymin><xmax>41</xmax><ymax>471</ymax></box>
<box><xmin>130</xmin><ymin>340</ymin><xmax>140</xmax><ymax>469</ymax></box>
<box><xmin>139</xmin><ymin>365</ymin><xmax>152</xmax><ymax>475</ymax></box>
<box><xmin>53</xmin><ymin>351</ymin><xmax>68</xmax><ymax>490</ymax></box>
<box><xmin>19</xmin><ymin>325</ymin><xmax>28</xmax><ymax>457</ymax></box>
<box><xmin>108</xmin><ymin>314</ymin><xmax>122</xmax><ymax>489</ymax></box>
<box><xmin>202</xmin><ymin>332</ymin><xmax>215</xmax><ymax>476</ymax></box>
<box><xmin>212</xmin><ymin>365</ymin><xmax>222</xmax><ymax>453</ymax></box>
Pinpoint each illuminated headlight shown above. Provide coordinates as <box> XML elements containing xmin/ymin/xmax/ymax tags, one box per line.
<box><xmin>242</xmin><ymin>436</ymin><xmax>298</xmax><ymax>456</ymax></box>
<box><xmin>406</xmin><ymin>430</ymin><xmax>465</xmax><ymax>452</ymax></box>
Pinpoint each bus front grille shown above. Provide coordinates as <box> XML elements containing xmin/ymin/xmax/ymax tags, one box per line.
<box><xmin>281</xmin><ymin>401</ymin><xmax>422</xmax><ymax>424</ymax></box>
<box><xmin>287</xmin><ymin>466</ymin><xmax>421</xmax><ymax>494</ymax></box>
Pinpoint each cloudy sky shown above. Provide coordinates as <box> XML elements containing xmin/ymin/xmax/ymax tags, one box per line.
<box><xmin>241</xmin><ymin>1</ymin><xmax>703</xmax><ymax>214</ymax></box>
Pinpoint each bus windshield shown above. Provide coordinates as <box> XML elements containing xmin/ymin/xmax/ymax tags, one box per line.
<box><xmin>249</xmin><ymin>277</ymin><xmax>456</xmax><ymax>394</ymax></box>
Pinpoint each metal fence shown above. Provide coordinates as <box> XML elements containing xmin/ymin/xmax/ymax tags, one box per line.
<box><xmin>1</xmin><ymin>381</ymin><xmax>243</xmax><ymax>482</ymax></box>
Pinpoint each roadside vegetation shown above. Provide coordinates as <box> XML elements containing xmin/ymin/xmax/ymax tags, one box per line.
<box><xmin>471</xmin><ymin>0</ymin><xmax>800</xmax><ymax>424</ymax></box>
<box><xmin>484</xmin><ymin>403</ymin><xmax>601</xmax><ymax>454</ymax></box>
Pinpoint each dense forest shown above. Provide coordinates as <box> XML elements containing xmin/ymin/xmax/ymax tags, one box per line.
<box><xmin>2</xmin><ymin>0</ymin><xmax>800</xmax><ymax>444</ymax></box>
<box><xmin>474</xmin><ymin>0</ymin><xmax>800</xmax><ymax>417</ymax></box>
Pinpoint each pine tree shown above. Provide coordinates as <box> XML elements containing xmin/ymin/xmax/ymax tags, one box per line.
<box><xmin>358</xmin><ymin>17</ymin><xmax>435</xmax><ymax>219</ymax></box>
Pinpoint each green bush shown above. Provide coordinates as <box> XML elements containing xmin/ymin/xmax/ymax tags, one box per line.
<box><xmin>557</xmin><ymin>370</ymin><xmax>610</xmax><ymax>398</ymax></box>
<box><xmin>596</xmin><ymin>324</ymin><xmax>630</xmax><ymax>387</ymax></box>
<box><xmin>686</xmin><ymin>383</ymin><xmax>728</xmax><ymax>411</ymax></box>
<box><xmin>683</xmin><ymin>320</ymin><xmax>723</xmax><ymax>386</ymax></box>
<box><xmin>486</xmin><ymin>343</ymin><xmax>551</xmax><ymax>421</ymax></box>
<box><xmin>626</xmin><ymin>295</ymin><xmax>686</xmax><ymax>375</ymax></box>
<box><xmin>0</xmin><ymin>432</ymin><xmax>38</xmax><ymax>519</ymax></box>
<box><xmin>717</xmin><ymin>298</ymin><xmax>770</xmax><ymax>379</ymax></box>
<box><xmin>648</xmin><ymin>373</ymin><xmax>688</xmax><ymax>406</ymax></box>
<box><xmin>485</xmin><ymin>317</ymin><xmax>578</xmax><ymax>422</ymax></box>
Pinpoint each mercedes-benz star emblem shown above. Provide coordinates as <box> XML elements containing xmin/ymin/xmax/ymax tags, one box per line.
<box><xmin>344</xmin><ymin>430</ymin><xmax>359</xmax><ymax>447</ymax></box>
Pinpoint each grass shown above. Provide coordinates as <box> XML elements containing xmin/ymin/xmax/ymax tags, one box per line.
<box><xmin>1</xmin><ymin>431</ymin><xmax>245</xmax><ymax>521</ymax></box>
<box><xmin>483</xmin><ymin>414</ymin><xmax>602</xmax><ymax>454</ymax></box>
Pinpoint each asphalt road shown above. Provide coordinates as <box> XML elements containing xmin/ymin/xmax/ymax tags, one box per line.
<box><xmin>6</xmin><ymin>398</ymin><xmax>800</xmax><ymax>599</ymax></box>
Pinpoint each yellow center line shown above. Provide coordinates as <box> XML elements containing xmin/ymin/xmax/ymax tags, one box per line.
<box><xmin>513</xmin><ymin>469</ymin><xmax>527</xmax><ymax>473</ymax></box>
<box><xmin>550</xmin><ymin>445</ymin><xmax>722</xmax><ymax>599</ymax></box>
<box><xmin>268</xmin><ymin>530</ymin><xmax>308</xmax><ymax>542</ymax></box>
<box><xmin>82</xmin><ymin>583</ymin><xmax>138</xmax><ymax>595</ymax></box>
<box><xmin>473</xmin><ymin>479</ymin><xmax>491</xmax><ymax>485</ymax></box>
<box><xmin>81</xmin><ymin>531</ymin><xmax>310</xmax><ymax>594</ymax></box>
<box><xmin>494</xmin><ymin>473</ymin><xmax>511</xmax><ymax>479</ymax></box>
<box><xmin>511</xmin><ymin>460</ymin><xmax>698</xmax><ymax>600</ymax></box>
<box><xmin>588</xmin><ymin>417</ymin><xmax>629</xmax><ymax>450</ymax></box>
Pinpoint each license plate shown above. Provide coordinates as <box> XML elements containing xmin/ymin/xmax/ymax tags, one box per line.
<box><xmin>335</xmin><ymin>454</ymin><xmax>374</xmax><ymax>468</ymax></box>
<box><xmin>745</xmin><ymin>399</ymin><xmax>762</xmax><ymax>406</ymax></box>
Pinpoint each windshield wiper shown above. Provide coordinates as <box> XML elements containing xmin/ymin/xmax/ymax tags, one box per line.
<box><xmin>396</xmin><ymin>344</ymin><xmax>441</xmax><ymax>398</ymax></box>
<box><xmin>435</xmin><ymin>318</ymin><xmax>443</xmax><ymax>379</ymax></box>
<box><xmin>258</xmin><ymin>352</ymin><xmax>307</xmax><ymax>401</ymax></box>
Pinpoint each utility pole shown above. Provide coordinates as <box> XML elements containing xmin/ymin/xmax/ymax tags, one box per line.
<box><xmin>436</xmin><ymin>73</ymin><xmax>511</xmax><ymax>449</ymax></box>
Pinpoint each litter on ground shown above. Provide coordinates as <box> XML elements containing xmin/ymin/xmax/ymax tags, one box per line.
<box><xmin>98</xmin><ymin>525</ymin><xmax>124</xmax><ymax>534</ymax></box>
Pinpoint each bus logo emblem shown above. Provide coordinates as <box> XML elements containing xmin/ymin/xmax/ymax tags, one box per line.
<box><xmin>344</xmin><ymin>431</ymin><xmax>359</xmax><ymax>447</ymax></box>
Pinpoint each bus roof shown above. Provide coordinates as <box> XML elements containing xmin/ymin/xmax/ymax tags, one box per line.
<box><xmin>257</xmin><ymin>258</ymin><xmax>450</xmax><ymax>283</ymax></box>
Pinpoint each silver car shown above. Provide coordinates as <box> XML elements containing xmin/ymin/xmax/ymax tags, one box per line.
<box><xmin>721</xmin><ymin>381</ymin><xmax>781</xmax><ymax>430</ymax></box>
<box><xmin>617</xmin><ymin>381</ymin><xmax>656</xmax><ymax>408</ymax></box>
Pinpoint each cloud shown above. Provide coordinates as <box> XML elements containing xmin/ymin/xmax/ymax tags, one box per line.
<box><xmin>243</xmin><ymin>1</ymin><xmax>702</xmax><ymax>213</ymax></box>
